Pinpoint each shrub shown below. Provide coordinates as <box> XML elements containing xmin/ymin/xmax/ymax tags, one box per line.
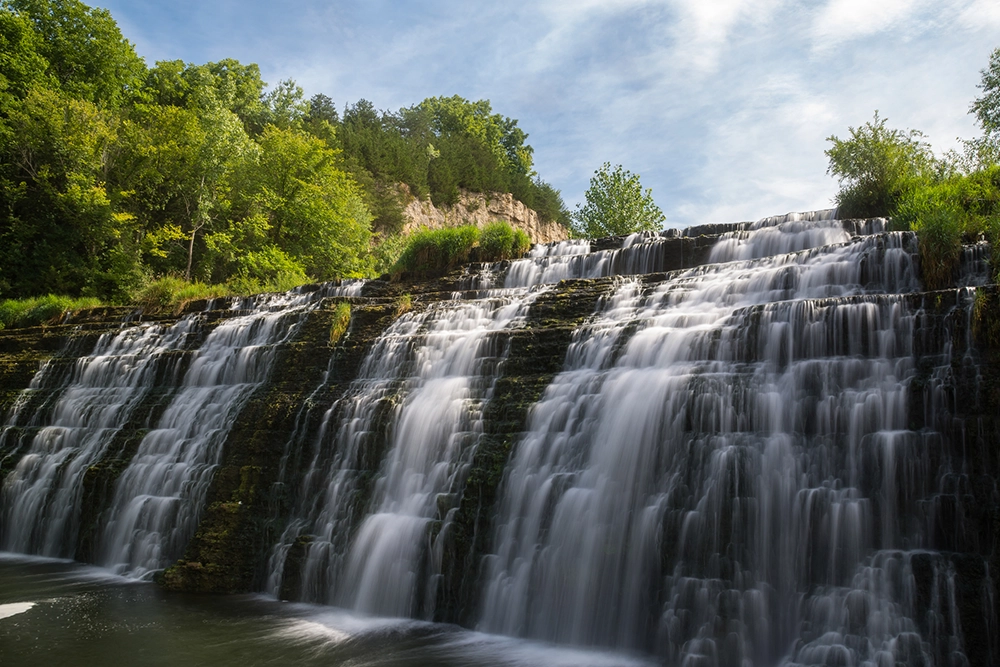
<box><xmin>826</xmin><ymin>112</ymin><xmax>934</xmax><ymax>218</ymax></box>
<box><xmin>0</xmin><ymin>294</ymin><xmax>102</xmax><ymax>330</ymax></box>
<box><xmin>392</xmin><ymin>225</ymin><xmax>480</xmax><ymax>277</ymax></box>
<box><xmin>479</xmin><ymin>221</ymin><xmax>531</xmax><ymax>261</ymax></box>
<box><xmin>911</xmin><ymin>203</ymin><xmax>964</xmax><ymax>290</ymax></box>
<box><xmin>132</xmin><ymin>277</ymin><xmax>231</xmax><ymax>313</ymax></box>
<box><xmin>370</xmin><ymin>233</ymin><xmax>409</xmax><ymax>277</ymax></box>
<box><xmin>329</xmin><ymin>301</ymin><xmax>351</xmax><ymax>345</ymax></box>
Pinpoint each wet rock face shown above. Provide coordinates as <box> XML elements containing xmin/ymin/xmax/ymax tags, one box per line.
<box><xmin>1</xmin><ymin>214</ymin><xmax>999</xmax><ymax>665</ymax></box>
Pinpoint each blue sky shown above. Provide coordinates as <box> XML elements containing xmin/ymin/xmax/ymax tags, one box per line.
<box><xmin>96</xmin><ymin>0</ymin><xmax>1000</xmax><ymax>228</ymax></box>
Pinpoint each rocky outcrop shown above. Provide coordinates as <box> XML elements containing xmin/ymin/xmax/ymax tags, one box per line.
<box><xmin>401</xmin><ymin>188</ymin><xmax>570</xmax><ymax>244</ymax></box>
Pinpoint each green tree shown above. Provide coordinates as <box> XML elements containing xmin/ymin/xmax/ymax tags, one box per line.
<box><xmin>211</xmin><ymin>125</ymin><xmax>371</xmax><ymax>285</ymax></box>
<box><xmin>972</xmin><ymin>47</ymin><xmax>1000</xmax><ymax>135</ymax></box>
<box><xmin>0</xmin><ymin>86</ymin><xmax>139</xmax><ymax>298</ymax></box>
<box><xmin>825</xmin><ymin>111</ymin><xmax>934</xmax><ymax>218</ymax></box>
<box><xmin>5</xmin><ymin>0</ymin><xmax>146</xmax><ymax>109</ymax></box>
<box><xmin>572</xmin><ymin>162</ymin><xmax>665</xmax><ymax>238</ymax></box>
<box><xmin>0</xmin><ymin>8</ymin><xmax>50</xmax><ymax>103</ymax></box>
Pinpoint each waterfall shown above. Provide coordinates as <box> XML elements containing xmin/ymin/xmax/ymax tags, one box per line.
<box><xmin>0</xmin><ymin>319</ymin><xmax>196</xmax><ymax>557</ymax></box>
<box><xmin>97</xmin><ymin>291</ymin><xmax>318</xmax><ymax>577</ymax></box>
<box><xmin>269</xmin><ymin>289</ymin><xmax>542</xmax><ymax>617</ymax></box>
<box><xmin>0</xmin><ymin>212</ymin><xmax>990</xmax><ymax>664</ymax></box>
<box><xmin>478</xmin><ymin>219</ymin><xmax>971</xmax><ymax>664</ymax></box>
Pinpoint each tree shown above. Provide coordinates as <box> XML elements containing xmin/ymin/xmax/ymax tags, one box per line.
<box><xmin>972</xmin><ymin>47</ymin><xmax>1000</xmax><ymax>135</ymax></box>
<box><xmin>210</xmin><ymin>125</ymin><xmax>372</xmax><ymax>285</ymax></box>
<box><xmin>963</xmin><ymin>47</ymin><xmax>1000</xmax><ymax>168</ymax></box>
<box><xmin>825</xmin><ymin>112</ymin><xmax>934</xmax><ymax>218</ymax></box>
<box><xmin>5</xmin><ymin>0</ymin><xmax>146</xmax><ymax>109</ymax></box>
<box><xmin>572</xmin><ymin>162</ymin><xmax>664</xmax><ymax>238</ymax></box>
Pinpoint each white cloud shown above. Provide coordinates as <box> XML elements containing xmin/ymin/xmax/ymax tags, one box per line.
<box><xmin>958</xmin><ymin>0</ymin><xmax>1000</xmax><ymax>29</ymax></box>
<box><xmin>810</xmin><ymin>0</ymin><xmax>923</xmax><ymax>47</ymax></box>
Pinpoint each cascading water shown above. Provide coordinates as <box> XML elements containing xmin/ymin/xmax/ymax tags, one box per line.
<box><xmin>479</xmin><ymin>217</ymin><xmax>971</xmax><ymax>664</ymax></box>
<box><xmin>268</xmin><ymin>288</ymin><xmax>543</xmax><ymax>618</ymax></box>
<box><xmin>0</xmin><ymin>320</ymin><xmax>196</xmax><ymax>557</ymax></box>
<box><xmin>0</xmin><ymin>214</ymin><xmax>992</xmax><ymax>665</ymax></box>
<box><xmin>97</xmin><ymin>291</ymin><xmax>320</xmax><ymax>577</ymax></box>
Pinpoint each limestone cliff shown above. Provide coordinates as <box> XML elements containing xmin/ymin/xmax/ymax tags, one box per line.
<box><xmin>401</xmin><ymin>188</ymin><xmax>569</xmax><ymax>243</ymax></box>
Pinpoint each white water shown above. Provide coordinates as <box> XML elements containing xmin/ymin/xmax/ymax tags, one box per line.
<box><xmin>97</xmin><ymin>291</ymin><xmax>319</xmax><ymax>577</ymax></box>
<box><xmin>478</xmin><ymin>219</ymin><xmax>968</xmax><ymax>664</ymax></box>
<box><xmin>0</xmin><ymin>320</ymin><xmax>196</xmax><ymax>557</ymax></box>
<box><xmin>270</xmin><ymin>288</ymin><xmax>543</xmax><ymax>617</ymax></box>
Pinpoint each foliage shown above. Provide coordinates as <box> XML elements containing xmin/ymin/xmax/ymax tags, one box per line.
<box><xmin>890</xmin><ymin>165</ymin><xmax>1000</xmax><ymax>289</ymax></box>
<box><xmin>479</xmin><ymin>220</ymin><xmax>530</xmax><ymax>261</ymax></box>
<box><xmin>0</xmin><ymin>293</ymin><xmax>101</xmax><ymax>329</ymax></box>
<box><xmin>393</xmin><ymin>293</ymin><xmax>412</xmax><ymax>318</ymax></box>
<box><xmin>972</xmin><ymin>47</ymin><xmax>1000</xmax><ymax>136</ymax></box>
<box><xmin>215</xmin><ymin>125</ymin><xmax>371</xmax><ymax>284</ymax></box>
<box><xmin>131</xmin><ymin>275</ymin><xmax>229</xmax><ymax>313</ymax></box>
<box><xmin>825</xmin><ymin>112</ymin><xmax>934</xmax><ymax>219</ymax></box>
<box><xmin>572</xmin><ymin>163</ymin><xmax>665</xmax><ymax>238</ymax></box>
<box><xmin>5</xmin><ymin>0</ymin><xmax>146</xmax><ymax>109</ymax></box>
<box><xmin>910</xmin><ymin>200</ymin><xmax>964</xmax><ymax>290</ymax></box>
<box><xmin>0</xmin><ymin>0</ymin><xmax>569</xmax><ymax>305</ymax></box>
<box><xmin>329</xmin><ymin>301</ymin><xmax>350</xmax><ymax>346</ymax></box>
<box><xmin>370</xmin><ymin>233</ymin><xmax>409</xmax><ymax>277</ymax></box>
<box><xmin>392</xmin><ymin>225</ymin><xmax>480</xmax><ymax>277</ymax></box>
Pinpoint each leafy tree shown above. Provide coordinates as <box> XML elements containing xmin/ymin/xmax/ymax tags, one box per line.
<box><xmin>264</xmin><ymin>78</ymin><xmax>308</xmax><ymax>129</ymax></box>
<box><xmin>972</xmin><ymin>47</ymin><xmax>1000</xmax><ymax>135</ymax></box>
<box><xmin>212</xmin><ymin>125</ymin><xmax>371</xmax><ymax>284</ymax></box>
<box><xmin>572</xmin><ymin>162</ymin><xmax>665</xmax><ymax>238</ymax></box>
<box><xmin>826</xmin><ymin>112</ymin><xmax>934</xmax><ymax>218</ymax></box>
<box><xmin>0</xmin><ymin>86</ymin><xmax>137</xmax><ymax>298</ymax></box>
<box><xmin>0</xmin><ymin>8</ymin><xmax>50</xmax><ymax>102</ymax></box>
<box><xmin>5</xmin><ymin>0</ymin><xmax>146</xmax><ymax>109</ymax></box>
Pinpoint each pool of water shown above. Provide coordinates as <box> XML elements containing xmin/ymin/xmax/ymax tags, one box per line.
<box><xmin>0</xmin><ymin>554</ymin><xmax>654</xmax><ymax>667</ymax></box>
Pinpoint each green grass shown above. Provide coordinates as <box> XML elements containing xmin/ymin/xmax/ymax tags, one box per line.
<box><xmin>131</xmin><ymin>277</ymin><xmax>232</xmax><ymax>314</ymax></box>
<box><xmin>391</xmin><ymin>222</ymin><xmax>532</xmax><ymax>278</ymax></box>
<box><xmin>392</xmin><ymin>225</ymin><xmax>481</xmax><ymax>277</ymax></box>
<box><xmin>0</xmin><ymin>295</ymin><xmax>103</xmax><ymax>330</ymax></box>
<box><xmin>329</xmin><ymin>302</ymin><xmax>351</xmax><ymax>346</ymax></box>
<box><xmin>479</xmin><ymin>221</ymin><xmax>531</xmax><ymax>262</ymax></box>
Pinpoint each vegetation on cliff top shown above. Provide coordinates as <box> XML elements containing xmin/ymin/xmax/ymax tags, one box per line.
<box><xmin>0</xmin><ymin>0</ymin><xmax>570</xmax><ymax>306</ymax></box>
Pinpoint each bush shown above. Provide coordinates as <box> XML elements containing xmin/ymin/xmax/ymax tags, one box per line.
<box><xmin>370</xmin><ymin>233</ymin><xmax>410</xmax><ymax>277</ymax></box>
<box><xmin>913</xmin><ymin>204</ymin><xmax>964</xmax><ymax>290</ymax></box>
<box><xmin>0</xmin><ymin>294</ymin><xmax>102</xmax><ymax>330</ymax></box>
<box><xmin>893</xmin><ymin>166</ymin><xmax>1000</xmax><ymax>288</ymax></box>
<box><xmin>479</xmin><ymin>221</ymin><xmax>531</xmax><ymax>261</ymax></box>
<box><xmin>132</xmin><ymin>277</ymin><xmax>231</xmax><ymax>313</ymax></box>
<box><xmin>329</xmin><ymin>301</ymin><xmax>351</xmax><ymax>345</ymax></box>
<box><xmin>392</xmin><ymin>225</ymin><xmax>480</xmax><ymax>277</ymax></box>
<box><xmin>826</xmin><ymin>112</ymin><xmax>934</xmax><ymax>218</ymax></box>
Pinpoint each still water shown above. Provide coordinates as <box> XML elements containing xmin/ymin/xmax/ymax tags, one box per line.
<box><xmin>0</xmin><ymin>554</ymin><xmax>653</xmax><ymax>667</ymax></box>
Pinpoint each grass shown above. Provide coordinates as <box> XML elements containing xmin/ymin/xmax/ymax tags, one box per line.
<box><xmin>132</xmin><ymin>277</ymin><xmax>232</xmax><ymax>314</ymax></box>
<box><xmin>392</xmin><ymin>225</ymin><xmax>481</xmax><ymax>278</ymax></box>
<box><xmin>0</xmin><ymin>294</ymin><xmax>103</xmax><ymax>330</ymax></box>
<box><xmin>479</xmin><ymin>221</ymin><xmax>531</xmax><ymax>262</ymax></box>
<box><xmin>329</xmin><ymin>302</ymin><xmax>351</xmax><ymax>346</ymax></box>
<box><xmin>391</xmin><ymin>222</ymin><xmax>532</xmax><ymax>278</ymax></box>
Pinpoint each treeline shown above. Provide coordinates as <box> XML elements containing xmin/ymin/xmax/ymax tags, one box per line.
<box><xmin>826</xmin><ymin>47</ymin><xmax>1000</xmax><ymax>289</ymax></box>
<box><xmin>0</xmin><ymin>0</ymin><xmax>569</xmax><ymax>303</ymax></box>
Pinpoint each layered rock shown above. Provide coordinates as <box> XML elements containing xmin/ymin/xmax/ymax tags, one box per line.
<box><xmin>401</xmin><ymin>188</ymin><xmax>570</xmax><ymax>243</ymax></box>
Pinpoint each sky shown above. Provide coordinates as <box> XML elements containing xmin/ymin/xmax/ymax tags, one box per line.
<box><xmin>95</xmin><ymin>0</ymin><xmax>1000</xmax><ymax>229</ymax></box>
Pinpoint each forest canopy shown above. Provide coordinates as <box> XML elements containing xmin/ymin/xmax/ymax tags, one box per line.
<box><xmin>0</xmin><ymin>0</ymin><xmax>571</xmax><ymax>303</ymax></box>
